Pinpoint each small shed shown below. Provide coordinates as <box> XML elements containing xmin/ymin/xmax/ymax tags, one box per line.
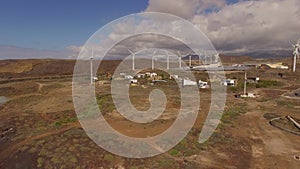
<box><xmin>130</xmin><ymin>79</ymin><xmax>138</xmax><ymax>84</ymax></box>
<box><xmin>124</xmin><ymin>75</ymin><xmax>134</xmax><ymax>79</ymax></box>
<box><xmin>150</xmin><ymin>73</ymin><xmax>158</xmax><ymax>77</ymax></box>
<box><xmin>221</xmin><ymin>79</ymin><xmax>236</xmax><ymax>86</ymax></box>
<box><xmin>182</xmin><ymin>79</ymin><xmax>197</xmax><ymax>86</ymax></box>
<box><xmin>136</xmin><ymin>73</ymin><xmax>146</xmax><ymax>78</ymax></box>
<box><xmin>169</xmin><ymin>75</ymin><xmax>179</xmax><ymax>80</ymax></box>
<box><xmin>198</xmin><ymin>80</ymin><xmax>209</xmax><ymax>88</ymax></box>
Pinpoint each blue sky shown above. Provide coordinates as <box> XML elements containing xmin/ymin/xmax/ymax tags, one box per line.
<box><xmin>0</xmin><ymin>0</ymin><xmax>148</xmax><ymax>51</ymax></box>
<box><xmin>0</xmin><ymin>0</ymin><xmax>299</xmax><ymax>59</ymax></box>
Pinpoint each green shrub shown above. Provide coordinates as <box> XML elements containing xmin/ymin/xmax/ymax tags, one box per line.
<box><xmin>37</xmin><ymin>157</ymin><xmax>44</xmax><ymax>168</ymax></box>
<box><xmin>255</xmin><ymin>80</ymin><xmax>281</xmax><ymax>88</ymax></box>
<box><xmin>53</xmin><ymin>117</ymin><xmax>77</xmax><ymax>127</ymax></box>
<box><xmin>103</xmin><ymin>154</ymin><xmax>114</xmax><ymax>162</ymax></box>
<box><xmin>169</xmin><ymin>149</ymin><xmax>179</xmax><ymax>156</ymax></box>
<box><xmin>129</xmin><ymin>166</ymin><xmax>138</xmax><ymax>169</ymax></box>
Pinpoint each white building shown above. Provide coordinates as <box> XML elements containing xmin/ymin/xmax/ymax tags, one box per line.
<box><xmin>150</xmin><ymin>73</ymin><xmax>158</xmax><ymax>77</ymax></box>
<box><xmin>130</xmin><ymin>79</ymin><xmax>138</xmax><ymax>84</ymax></box>
<box><xmin>198</xmin><ymin>80</ymin><xmax>209</xmax><ymax>88</ymax></box>
<box><xmin>136</xmin><ymin>73</ymin><xmax>146</xmax><ymax>78</ymax></box>
<box><xmin>169</xmin><ymin>75</ymin><xmax>179</xmax><ymax>80</ymax></box>
<box><xmin>124</xmin><ymin>75</ymin><xmax>134</xmax><ymax>80</ymax></box>
<box><xmin>240</xmin><ymin>93</ymin><xmax>256</xmax><ymax>98</ymax></box>
<box><xmin>120</xmin><ymin>73</ymin><xmax>126</xmax><ymax>76</ymax></box>
<box><xmin>93</xmin><ymin>76</ymin><xmax>99</xmax><ymax>81</ymax></box>
<box><xmin>145</xmin><ymin>72</ymin><xmax>151</xmax><ymax>76</ymax></box>
<box><xmin>182</xmin><ymin>79</ymin><xmax>197</xmax><ymax>86</ymax></box>
<box><xmin>221</xmin><ymin>79</ymin><xmax>236</xmax><ymax>86</ymax></box>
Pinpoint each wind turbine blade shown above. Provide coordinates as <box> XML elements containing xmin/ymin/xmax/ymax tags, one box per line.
<box><xmin>153</xmin><ymin>49</ymin><xmax>157</xmax><ymax>56</ymax></box>
<box><xmin>177</xmin><ymin>51</ymin><xmax>181</xmax><ymax>57</ymax></box>
<box><xmin>128</xmin><ymin>49</ymin><xmax>134</xmax><ymax>55</ymax></box>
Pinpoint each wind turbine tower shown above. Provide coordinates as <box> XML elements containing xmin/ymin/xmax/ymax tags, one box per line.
<box><xmin>204</xmin><ymin>51</ymin><xmax>208</xmax><ymax>64</ymax></box>
<box><xmin>90</xmin><ymin>49</ymin><xmax>94</xmax><ymax>85</ymax></box>
<box><xmin>152</xmin><ymin>49</ymin><xmax>157</xmax><ymax>70</ymax></box>
<box><xmin>243</xmin><ymin>71</ymin><xmax>247</xmax><ymax>95</ymax></box>
<box><xmin>189</xmin><ymin>54</ymin><xmax>192</xmax><ymax>67</ymax></box>
<box><xmin>177</xmin><ymin>51</ymin><xmax>182</xmax><ymax>69</ymax></box>
<box><xmin>198</xmin><ymin>53</ymin><xmax>201</xmax><ymax>65</ymax></box>
<box><xmin>165</xmin><ymin>50</ymin><xmax>170</xmax><ymax>70</ymax></box>
<box><xmin>128</xmin><ymin>49</ymin><xmax>135</xmax><ymax>71</ymax></box>
<box><xmin>292</xmin><ymin>38</ymin><xmax>300</xmax><ymax>72</ymax></box>
<box><xmin>214</xmin><ymin>52</ymin><xmax>220</xmax><ymax>64</ymax></box>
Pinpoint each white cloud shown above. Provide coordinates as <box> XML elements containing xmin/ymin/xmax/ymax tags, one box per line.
<box><xmin>146</xmin><ymin>0</ymin><xmax>226</xmax><ymax>18</ymax></box>
<box><xmin>145</xmin><ymin>0</ymin><xmax>300</xmax><ymax>54</ymax></box>
<box><xmin>5</xmin><ymin>0</ymin><xmax>299</xmax><ymax>59</ymax></box>
<box><xmin>51</xmin><ymin>0</ymin><xmax>300</xmax><ymax>59</ymax></box>
<box><xmin>193</xmin><ymin>0</ymin><xmax>300</xmax><ymax>52</ymax></box>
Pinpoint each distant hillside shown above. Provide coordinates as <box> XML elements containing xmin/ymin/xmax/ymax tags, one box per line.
<box><xmin>0</xmin><ymin>59</ymin><xmax>75</xmax><ymax>79</ymax></box>
<box><xmin>0</xmin><ymin>55</ymin><xmax>293</xmax><ymax>80</ymax></box>
<box><xmin>226</xmin><ymin>49</ymin><xmax>293</xmax><ymax>59</ymax></box>
<box><xmin>181</xmin><ymin>54</ymin><xmax>254</xmax><ymax>64</ymax></box>
<box><xmin>0</xmin><ymin>59</ymin><xmax>123</xmax><ymax>80</ymax></box>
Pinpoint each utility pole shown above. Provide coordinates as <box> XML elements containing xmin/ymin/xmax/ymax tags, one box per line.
<box><xmin>243</xmin><ymin>71</ymin><xmax>247</xmax><ymax>95</ymax></box>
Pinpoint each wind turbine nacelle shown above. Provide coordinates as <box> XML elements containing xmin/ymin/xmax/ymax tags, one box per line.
<box><xmin>293</xmin><ymin>43</ymin><xmax>300</xmax><ymax>48</ymax></box>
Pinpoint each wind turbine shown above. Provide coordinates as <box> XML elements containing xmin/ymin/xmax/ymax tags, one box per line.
<box><xmin>292</xmin><ymin>38</ymin><xmax>300</xmax><ymax>72</ymax></box>
<box><xmin>152</xmin><ymin>49</ymin><xmax>157</xmax><ymax>70</ymax></box>
<box><xmin>128</xmin><ymin>49</ymin><xmax>135</xmax><ymax>71</ymax></box>
<box><xmin>164</xmin><ymin>50</ymin><xmax>170</xmax><ymax>70</ymax></box>
<box><xmin>198</xmin><ymin>53</ymin><xmax>201</xmax><ymax>66</ymax></box>
<box><xmin>215</xmin><ymin>52</ymin><xmax>220</xmax><ymax>62</ymax></box>
<box><xmin>177</xmin><ymin>51</ymin><xmax>182</xmax><ymax>69</ymax></box>
<box><xmin>203</xmin><ymin>51</ymin><xmax>208</xmax><ymax>65</ymax></box>
<box><xmin>189</xmin><ymin>54</ymin><xmax>192</xmax><ymax>67</ymax></box>
<box><xmin>90</xmin><ymin>49</ymin><xmax>94</xmax><ymax>85</ymax></box>
<box><xmin>243</xmin><ymin>71</ymin><xmax>247</xmax><ymax>96</ymax></box>
<box><xmin>214</xmin><ymin>52</ymin><xmax>221</xmax><ymax>65</ymax></box>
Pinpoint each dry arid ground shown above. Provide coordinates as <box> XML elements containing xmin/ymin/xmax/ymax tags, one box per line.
<box><xmin>0</xmin><ymin>57</ymin><xmax>299</xmax><ymax>169</ymax></box>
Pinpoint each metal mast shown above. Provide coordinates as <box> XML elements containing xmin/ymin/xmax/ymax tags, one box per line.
<box><xmin>128</xmin><ymin>49</ymin><xmax>135</xmax><ymax>71</ymax></box>
<box><xmin>292</xmin><ymin>38</ymin><xmax>300</xmax><ymax>72</ymax></box>
<box><xmin>189</xmin><ymin>55</ymin><xmax>192</xmax><ymax>67</ymax></box>
<box><xmin>90</xmin><ymin>49</ymin><xmax>94</xmax><ymax>85</ymax></box>
<box><xmin>152</xmin><ymin>49</ymin><xmax>157</xmax><ymax>70</ymax></box>
<box><xmin>177</xmin><ymin>51</ymin><xmax>182</xmax><ymax>69</ymax></box>
<box><xmin>167</xmin><ymin>52</ymin><xmax>170</xmax><ymax>70</ymax></box>
<box><xmin>243</xmin><ymin>71</ymin><xmax>247</xmax><ymax>95</ymax></box>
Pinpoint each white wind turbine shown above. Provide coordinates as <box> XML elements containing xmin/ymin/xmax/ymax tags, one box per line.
<box><xmin>164</xmin><ymin>50</ymin><xmax>170</xmax><ymax>70</ymax></box>
<box><xmin>203</xmin><ymin>51</ymin><xmax>209</xmax><ymax>64</ymax></box>
<box><xmin>214</xmin><ymin>51</ymin><xmax>221</xmax><ymax>65</ymax></box>
<box><xmin>198</xmin><ymin>53</ymin><xmax>202</xmax><ymax>66</ymax></box>
<box><xmin>177</xmin><ymin>51</ymin><xmax>182</xmax><ymax>69</ymax></box>
<box><xmin>292</xmin><ymin>38</ymin><xmax>300</xmax><ymax>72</ymax></box>
<box><xmin>189</xmin><ymin>54</ymin><xmax>192</xmax><ymax>67</ymax></box>
<box><xmin>152</xmin><ymin>49</ymin><xmax>157</xmax><ymax>70</ymax></box>
<box><xmin>215</xmin><ymin>52</ymin><xmax>220</xmax><ymax>60</ymax></box>
<box><xmin>128</xmin><ymin>49</ymin><xmax>135</xmax><ymax>71</ymax></box>
<box><xmin>90</xmin><ymin>49</ymin><xmax>94</xmax><ymax>85</ymax></box>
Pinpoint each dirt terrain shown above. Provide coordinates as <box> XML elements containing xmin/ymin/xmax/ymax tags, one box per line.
<box><xmin>0</xmin><ymin>58</ymin><xmax>299</xmax><ymax>168</ymax></box>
